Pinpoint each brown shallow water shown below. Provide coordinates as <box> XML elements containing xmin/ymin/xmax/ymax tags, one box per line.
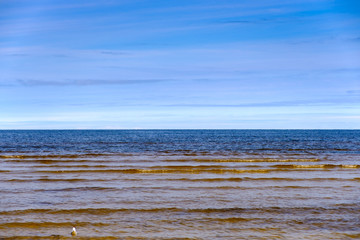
<box><xmin>0</xmin><ymin>130</ymin><xmax>359</xmax><ymax>239</ymax></box>
<box><xmin>1</xmin><ymin>153</ymin><xmax>359</xmax><ymax>240</ymax></box>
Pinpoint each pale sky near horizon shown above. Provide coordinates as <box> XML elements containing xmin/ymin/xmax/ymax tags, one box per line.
<box><xmin>1</xmin><ymin>0</ymin><xmax>359</xmax><ymax>129</ymax></box>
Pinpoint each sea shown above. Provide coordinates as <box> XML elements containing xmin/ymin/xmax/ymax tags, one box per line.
<box><xmin>0</xmin><ymin>130</ymin><xmax>359</xmax><ymax>239</ymax></box>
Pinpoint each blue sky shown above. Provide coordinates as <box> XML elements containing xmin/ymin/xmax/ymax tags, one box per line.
<box><xmin>1</xmin><ymin>0</ymin><xmax>359</xmax><ymax>129</ymax></box>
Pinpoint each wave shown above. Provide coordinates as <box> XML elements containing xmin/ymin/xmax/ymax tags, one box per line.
<box><xmin>35</xmin><ymin>168</ymin><xmax>272</xmax><ymax>174</ymax></box>
<box><xmin>34</xmin><ymin>187</ymin><xmax>118</xmax><ymax>192</ymax></box>
<box><xmin>148</xmin><ymin>165</ymin><xmax>228</xmax><ymax>169</ymax></box>
<box><xmin>4</xmin><ymin>176</ymin><xmax>358</xmax><ymax>184</ymax></box>
<box><xmin>0</xmin><ymin>221</ymin><xmax>110</xmax><ymax>229</ymax></box>
<box><xmin>193</xmin><ymin>217</ymin><xmax>251</xmax><ymax>223</ymax></box>
<box><xmin>0</xmin><ymin>153</ymin><xmax>120</xmax><ymax>160</ymax></box>
<box><xmin>0</xmin><ymin>207</ymin><xmax>182</xmax><ymax>216</ymax></box>
<box><xmin>165</xmin><ymin>158</ymin><xmax>320</xmax><ymax>163</ymax></box>
<box><xmin>4</xmin><ymin>159</ymin><xmax>116</xmax><ymax>164</ymax></box>
<box><xmin>271</xmin><ymin>164</ymin><xmax>360</xmax><ymax>169</ymax></box>
<box><xmin>6</xmin><ymin>178</ymin><xmax>94</xmax><ymax>182</ymax></box>
<box><xmin>160</xmin><ymin>177</ymin><xmax>360</xmax><ymax>182</ymax></box>
<box><xmin>0</xmin><ymin>236</ymin><xmax>121</xmax><ymax>240</ymax></box>
<box><xmin>32</xmin><ymin>165</ymin><xmax>359</xmax><ymax>174</ymax></box>
<box><xmin>0</xmin><ymin>236</ymin><xmax>186</xmax><ymax>240</ymax></box>
<box><xmin>32</xmin><ymin>164</ymin><xmax>111</xmax><ymax>168</ymax></box>
<box><xmin>2</xmin><ymin>205</ymin><xmax>359</xmax><ymax>216</ymax></box>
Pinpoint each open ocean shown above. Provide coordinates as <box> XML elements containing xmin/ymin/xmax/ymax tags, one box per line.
<box><xmin>0</xmin><ymin>130</ymin><xmax>359</xmax><ymax>239</ymax></box>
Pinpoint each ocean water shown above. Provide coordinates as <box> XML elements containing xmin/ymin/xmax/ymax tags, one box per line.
<box><xmin>0</xmin><ymin>130</ymin><xmax>359</xmax><ymax>239</ymax></box>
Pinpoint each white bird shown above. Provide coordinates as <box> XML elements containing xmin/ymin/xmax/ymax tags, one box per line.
<box><xmin>71</xmin><ymin>227</ymin><xmax>77</xmax><ymax>236</ymax></box>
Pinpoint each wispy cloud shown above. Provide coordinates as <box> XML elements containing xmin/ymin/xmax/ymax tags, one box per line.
<box><xmin>16</xmin><ymin>78</ymin><xmax>173</xmax><ymax>87</ymax></box>
<box><xmin>100</xmin><ymin>51</ymin><xmax>127</xmax><ymax>56</ymax></box>
<box><xmin>163</xmin><ymin>98</ymin><xmax>360</xmax><ymax>108</ymax></box>
<box><xmin>2</xmin><ymin>0</ymin><xmax>354</xmax><ymax>45</ymax></box>
<box><xmin>347</xmin><ymin>90</ymin><xmax>360</xmax><ymax>96</ymax></box>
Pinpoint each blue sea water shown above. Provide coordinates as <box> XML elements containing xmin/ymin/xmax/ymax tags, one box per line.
<box><xmin>1</xmin><ymin>129</ymin><xmax>359</xmax><ymax>155</ymax></box>
<box><xmin>0</xmin><ymin>130</ymin><xmax>359</xmax><ymax>239</ymax></box>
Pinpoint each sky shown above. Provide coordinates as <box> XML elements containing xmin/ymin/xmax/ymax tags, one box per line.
<box><xmin>0</xmin><ymin>0</ymin><xmax>359</xmax><ymax>129</ymax></box>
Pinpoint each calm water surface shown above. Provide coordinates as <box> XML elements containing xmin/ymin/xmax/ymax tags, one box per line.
<box><xmin>0</xmin><ymin>130</ymin><xmax>359</xmax><ymax>239</ymax></box>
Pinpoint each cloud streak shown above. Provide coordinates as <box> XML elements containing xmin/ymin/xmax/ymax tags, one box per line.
<box><xmin>162</xmin><ymin>98</ymin><xmax>360</xmax><ymax>108</ymax></box>
<box><xmin>16</xmin><ymin>79</ymin><xmax>173</xmax><ymax>87</ymax></box>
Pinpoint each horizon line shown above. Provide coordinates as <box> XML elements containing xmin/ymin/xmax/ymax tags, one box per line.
<box><xmin>0</xmin><ymin>128</ymin><xmax>359</xmax><ymax>131</ymax></box>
